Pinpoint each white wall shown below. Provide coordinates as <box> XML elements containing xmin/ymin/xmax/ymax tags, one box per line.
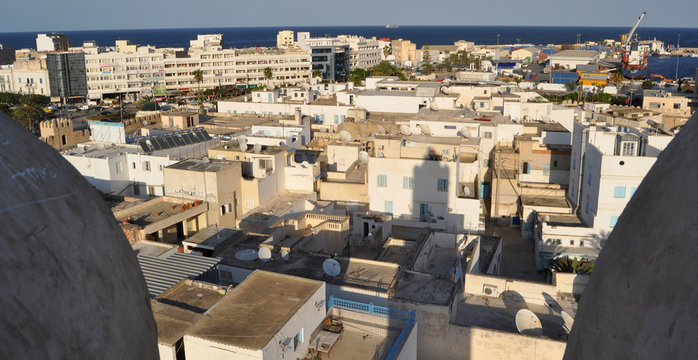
<box><xmin>218</xmin><ymin>101</ymin><xmax>352</xmax><ymax>127</ymax></box>
<box><xmin>184</xmin><ymin>336</ymin><xmax>264</xmax><ymax>360</ymax></box>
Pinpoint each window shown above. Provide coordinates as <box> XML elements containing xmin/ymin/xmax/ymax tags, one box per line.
<box><xmin>444</xmin><ymin>125</ymin><xmax>456</xmax><ymax>129</ymax></box>
<box><xmin>580</xmin><ymin>240</ymin><xmax>585</xmax><ymax>247</ymax></box>
<box><xmin>573</xmin><ymin>158</ymin><xmax>576</xmax><ymax>170</ymax></box>
<box><xmin>385</xmin><ymin>200</ymin><xmax>393</xmax><ymax>215</ymax></box>
<box><xmin>613</xmin><ymin>186</ymin><xmax>626</xmax><ymax>198</ymax></box>
<box><xmin>648</xmin><ymin>102</ymin><xmax>661</xmax><ymax>109</ymax></box>
<box><xmin>520</xmin><ymin>162</ymin><xmax>530</xmax><ymax>175</ymax></box>
<box><xmin>621</xmin><ymin>142</ymin><xmax>636</xmax><ymax>156</ymax></box>
<box><xmin>543</xmin><ymin>163</ymin><xmax>550</xmax><ymax>176</ymax></box>
<box><xmin>402</xmin><ymin>176</ymin><xmax>414</xmax><ymax>189</ymax></box>
<box><xmin>142</xmin><ymin>161</ymin><xmax>151</xmax><ymax>172</ymax></box>
<box><xmin>437</xmin><ymin>179</ymin><xmax>448</xmax><ymax>192</ymax></box>
<box><xmin>133</xmin><ymin>184</ymin><xmax>140</xmax><ymax>196</ymax></box>
<box><xmin>553</xmin><ymin>160</ymin><xmax>558</xmax><ymax>168</ymax></box>
<box><xmin>293</xmin><ymin>329</ymin><xmax>304</xmax><ymax>351</ymax></box>
<box><xmin>220</xmin><ymin>203</ymin><xmax>232</xmax><ymax>215</ymax></box>
<box><xmin>115</xmin><ymin>162</ymin><xmax>122</xmax><ymax>174</ymax></box>
<box><xmin>673</xmin><ymin>103</ymin><xmax>681</xmax><ymax>109</ymax></box>
<box><xmin>587</xmin><ymin>173</ymin><xmax>592</xmax><ymax>185</ymax></box>
<box><xmin>610</xmin><ymin>216</ymin><xmax>619</xmax><ymax>227</ymax></box>
<box><xmin>630</xmin><ymin>187</ymin><xmax>637</xmax><ymax>197</ymax></box>
<box><xmin>585</xmin><ymin>201</ymin><xmax>589</xmax><ymax>214</ymax></box>
<box><xmin>158</xmin><ymin>165</ymin><xmax>164</xmax><ymax>172</ymax></box>
<box><xmin>570</xmin><ymin>240</ymin><xmax>575</xmax><ymax>246</ymax></box>
<box><xmin>484</xmin><ymin>131</ymin><xmax>492</xmax><ymax>139</ymax></box>
<box><xmin>244</xmin><ymin>197</ymin><xmax>256</xmax><ymax>210</ymax></box>
<box><xmin>376</xmin><ymin>174</ymin><xmax>388</xmax><ymax>187</ymax></box>
<box><xmin>132</xmin><ymin>162</ymin><xmax>136</xmax><ymax>169</ymax></box>
<box><xmin>556</xmin><ymin>239</ymin><xmax>562</xmax><ymax>245</ymax></box>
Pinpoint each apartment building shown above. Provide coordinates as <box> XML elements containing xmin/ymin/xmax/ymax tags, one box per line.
<box><xmin>36</xmin><ymin>33</ymin><xmax>70</xmax><ymax>52</ymax></box>
<box><xmin>336</xmin><ymin>35</ymin><xmax>382</xmax><ymax>69</ymax></box>
<box><xmin>277</xmin><ymin>30</ymin><xmax>294</xmax><ymax>48</ymax></box>
<box><xmin>0</xmin><ymin>58</ymin><xmax>50</xmax><ymax>95</ymax></box>
<box><xmin>391</xmin><ymin>39</ymin><xmax>417</xmax><ymax>67</ymax></box>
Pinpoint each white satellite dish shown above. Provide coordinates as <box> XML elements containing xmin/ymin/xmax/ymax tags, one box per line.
<box><xmin>323</xmin><ymin>258</ymin><xmax>341</xmax><ymax>277</ymax></box>
<box><xmin>421</xmin><ymin>124</ymin><xmax>432</xmax><ymax>136</ymax></box>
<box><xmin>459</xmin><ymin>126</ymin><xmax>471</xmax><ymax>138</ymax></box>
<box><xmin>358</xmin><ymin>151</ymin><xmax>369</xmax><ymax>163</ymax></box>
<box><xmin>515</xmin><ymin>309</ymin><xmax>543</xmax><ymax>336</ymax></box>
<box><xmin>399</xmin><ymin>125</ymin><xmax>412</xmax><ymax>136</ymax></box>
<box><xmin>430</xmin><ymin>102</ymin><xmax>439</xmax><ymax>111</ymax></box>
<box><xmin>545</xmin><ymin>215</ymin><xmax>551</xmax><ymax>223</ymax></box>
<box><xmin>237</xmin><ymin>135</ymin><xmax>247</xmax><ymax>144</ymax></box>
<box><xmin>339</xmin><ymin>130</ymin><xmax>352</xmax><ymax>143</ymax></box>
<box><xmin>561</xmin><ymin>311</ymin><xmax>574</xmax><ymax>334</ymax></box>
<box><xmin>462</xmin><ymin>185</ymin><xmax>471</xmax><ymax>197</ymax></box>
<box><xmin>253</xmin><ymin>143</ymin><xmax>262</xmax><ymax>153</ymax></box>
<box><xmin>279</xmin><ymin>141</ymin><xmax>285</xmax><ymax>146</ymax></box>
<box><xmin>238</xmin><ymin>142</ymin><xmax>247</xmax><ymax>151</ymax></box>
<box><xmin>258</xmin><ymin>247</ymin><xmax>272</xmax><ymax>262</ymax></box>
<box><xmin>142</xmin><ymin>119</ymin><xmax>148</xmax><ymax>126</ymax></box>
<box><xmin>281</xmin><ymin>249</ymin><xmax>290</xmax><ymax>261</ymax></box>
<box><xmin>235</xmin><ymin>249</ymin><xmax>257</xmax><ymax>261</ymax></box>
<box><xmin>377</xmin><ymin>125</ymin><xmax>387</xmax><ymax>135</ymax></box>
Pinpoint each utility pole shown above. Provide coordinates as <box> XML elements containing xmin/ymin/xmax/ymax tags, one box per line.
<box><xmin>675</xmin><ymin>34</ymin><xmax>681</xmax><ymax>80</ymax></box>
<box><xmin>497</xmin><ymin>34</ymin><xmax>500</xmax><ymax>46</ymax></box>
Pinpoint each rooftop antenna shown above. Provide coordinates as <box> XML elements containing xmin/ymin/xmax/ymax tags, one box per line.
<box><xmin>377</xmin><ymin>125</ymin><xmax>387</xmax><ymax>135</ymax></box>
<box><xmin>281</xmin><ymin>249</ymin><xmax>290</xmax><ymax>261</ymax></box>
<box><xmin>515</xmin><ymin>309</ymin><xmax>543</xmax><ymax>336</ymax></box>
<box><xmin>459</xmin><ymin>126</ymin><xmax>471</xmax><ymax>138</ymax></box>
<box><xmin>339</xmin><ymin>130</ymin><xmax>352</xmax><ymax>143</ymax></box>
<box><xmin>358</xmin><ymin>151</ymin><xmax>369</xmax><ymax>163</ymax></box>
<box><xmin>258</xmin><ymin>247</ymin><xmax>272</xmax><ymax>262</ymax></box>
<box><xmin>399</xmin><ymin>124</ymin><xmax>412</xmax><ymax>136</ymax></box>
<box><xmin>323</xmin><ymin>258</ymin><xmax>341</xmax><ymax>277</ymax></box>
<box><xmin>421</xmin><ymin>123</ymin><xmax>432</xmax><ymax>136</ymax></box>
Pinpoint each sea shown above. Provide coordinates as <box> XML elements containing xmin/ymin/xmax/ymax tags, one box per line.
<box><xmin>1</xmin><ymin>26</ymin><xmax>698</xmax><ymax>79</ymax></box>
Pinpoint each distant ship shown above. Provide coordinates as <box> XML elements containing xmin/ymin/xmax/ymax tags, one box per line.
<box><xmin>385</xmin><ymin>25</ymin><xmax>400</xmax><ymax>29</ymax></box>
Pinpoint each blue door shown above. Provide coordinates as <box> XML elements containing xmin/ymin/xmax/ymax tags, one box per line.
<box><xmin>267</xmin><ymin>93</ymin><xmax>273</xmax><ymax>102</ymax></box>
<box><xmin>419</xmin><ymin>204</ymin><xmax>429</xmax><ymax>222</ymax></box>
<box><xmin>480</xmin><ymin>182</ymin><xmax>491</xmax><ymax>198</ymax></box>
<box><xmin>385</xmin><ymin>201</ymin><xmax>393</xmax><ymax>215</ymax></box>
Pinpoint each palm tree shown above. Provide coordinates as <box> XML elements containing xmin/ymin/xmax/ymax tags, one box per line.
<box><xmin>192</xmin><ymin>69</ymin><xmax>204</xmax><ymax>113</ymax></box>
<box><xmin>263</xmin><ymin>67</ymin><xmax>273</xmax><ymax>81</ymax></box>
<box><xmin>12</xmin><ymin>97</ymin><xmax>44</xmax><ymax>132</ymax></box>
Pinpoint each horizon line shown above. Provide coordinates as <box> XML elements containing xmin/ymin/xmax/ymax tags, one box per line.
<box><xmin>2</xmin><ymin>24</ymin><xmax>698</xmax><ymax>34</ymax></box>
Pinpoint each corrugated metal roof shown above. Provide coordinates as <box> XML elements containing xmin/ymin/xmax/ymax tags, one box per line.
<box><xmin>137</xmin><ymin>252</ymin><xmax>221</xmax><ymax>296</ymax></box>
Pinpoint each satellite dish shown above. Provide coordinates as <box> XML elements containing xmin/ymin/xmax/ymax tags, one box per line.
<box><xmin>462</xmin><ymin>185</ymin><xmax>471</xmax><ymax>197</ymax></box>
<box><xmin>545</xmin><ymin>215</ymin><xmax>551</xmax><ymax>222</ymax></box>
<box><xmin>258</xmin><ymin>247</ymin><xmax>272</xmax><ymax>262</ymax></box>
<box><xmin>377</xmin><ymin>125</ymin><xmax>387</xmax><ymax>135</ymax></box>
<box><xmin>515</xmin><ymin>309</ymin><xmax>543</xmax><ymax>336</ymax></box>
<box><xmin>323</xmin><ymin>258</ymin><xmax>341</xmax><ymax>277</ymax></box>
<box><xmin>430</xmin><ymin>102</ymin><xmax>439</xmax><ymax>111</ymax></box>
<box><xmin>561</xmin><ymin>311</ymin><xmax>575</xmax><ymax>334</ymax></box>
<box><xmin>358</xmin><ymin>151</ymin><xmax>369</xmax><ymax>163</ymax></box>
<box><xmin>235</xmin><ymin>249</ymin><xmax>257</xmax><ymax>261</ymax></box>
<box><xmin>279</xmin><ymin>141</ymin><xmax>285</xmax><ymax>146</ymax></box>
<box><xmin>253</xmin><ymin>143</ymin><xmax>262</xmax><ymax>153</ymax></box>
<box><xmin>281</xmin><ymin>249</ymin><xmax>290</xmax><ymax>261</ymax></box>
<box><xmin>142</xmin><ymin>119</ymin><xmax>148</xmax><ymax>126</ymax></box>
<box><xmin>399</xmin><ymin>125</ymin><xmax>412</xmax><ymax>136</ymax></box>
<box><xmin>459</xmin><ymin>126</ymin><xmax>471</xmax><ymax>138</ymax></box>
<box><xmin>421</xmin><ymin>124</ymin><xmax>432</xmax><ymax>135</ymax></box>
<box><xmin>420</xmin><ymin>112</ymin><xmax>426</xmax><ymax>119</ymax></box>
<box><xmin>339</xmin><ymin>130</ymin><xmax>352</xmax><ymax>143</ymax></box>
<box><xmin>237</xmin><ymin>135</ymin><xmax>247</xmax><ymax>144</ymax></box>
<box><xmin>238</xmin><ymin>142</ymin><xmax>247</xmax><ymax>151</ymax></box>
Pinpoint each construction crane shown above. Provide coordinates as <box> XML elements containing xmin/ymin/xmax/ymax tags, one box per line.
<box><xmin>623</xmin><ymin>11</ymin><xmax>646</xmax><ymax>46</ymax></box>
<box><xmin>621</xmin><ymin>11</ymin><xmax>648</xmax><ymax>79</ymax></box>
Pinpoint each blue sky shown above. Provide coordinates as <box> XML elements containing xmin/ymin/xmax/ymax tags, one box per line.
<box><xmin>1</xmin><ymin>0</ymin><xmax>697</xmax><ymax>32</ymax></box>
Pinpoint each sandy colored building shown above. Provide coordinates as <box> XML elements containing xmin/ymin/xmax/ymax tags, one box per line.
<box><xmin>39</xmin><ymin>118</ymin><xmax>90</xmax><ymax>151</ymax></box>
<box><xmin>391</xmin><ymin>39</ymin><xmax>417</xmax><ymax>67</ymax></box>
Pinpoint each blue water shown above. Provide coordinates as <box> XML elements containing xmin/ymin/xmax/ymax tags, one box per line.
<box><xmin>1</xmin><ymin>26</ymin><xmax>697</xmax><ymax>78</ymax></box>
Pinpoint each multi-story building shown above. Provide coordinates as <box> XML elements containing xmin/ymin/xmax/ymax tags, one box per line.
<box><xmin>276</xmin><ymin>30</ymin><xmax>294</xmax><ymax>48</ymax></box>
<box><xmin>189</xmin><ymin>34</ymin><xmax>224</xmax><ymax>51</ymax></box>
<box><xmin>391</xmin><ymin>39</ymin><xmax>417</xmax><ymax>67</ymax></box>
<box><xmin>336</xmin><ymin>35</ymin><xmax>382</xmax><ymax>69</ymax></box>
<box><xmin>0</xmin><ymin>58</ymin><xmax>51</xmax><ymax>95</ymax></box>
<box><xmin>296</xmin><ymin>32</ymin><xmax>352</xmax><ymax>81</ymax></box>
<box><xmin>36</xmin><ymin>33</ymin><xmax>70</xmax><ymax>52</ymax></box>
<box><xmin>0</xmin><ymin>44</ymin><xmax>15</xmax><ymax>65</ymax></box>
<box><xmin>46</xmin><ymin>52</ymin><xmax>87</xmax><ymax>100</ymax></box>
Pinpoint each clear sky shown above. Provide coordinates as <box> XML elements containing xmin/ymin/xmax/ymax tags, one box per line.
<box><xmin>1</xmin><ymin>0</ymin><xmax>697</xmax><ymax>32</ymax></box>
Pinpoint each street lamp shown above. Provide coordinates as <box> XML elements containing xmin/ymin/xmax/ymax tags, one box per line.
<box><xmin>675</xmin><ymin>34</ymin><xmax>681</xmax><ymax>80</ymax></box>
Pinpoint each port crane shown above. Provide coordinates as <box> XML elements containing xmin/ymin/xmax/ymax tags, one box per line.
<box><xmin>621</xmin><ymin>11</ymin><xmax>648</xmax><ymax>79</ymax></box>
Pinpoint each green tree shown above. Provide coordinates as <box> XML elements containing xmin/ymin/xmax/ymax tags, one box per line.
<box><xmin>312</xmin><ymin>70</ymin><xmax>323</xmax><ymax>79</ymax></box>
<box><xmin>192</xmin><ymin>69</ymin><xmax>204</xmax><ymax>113</ymax></box>
<box><xmin>12</xmin><ymin>96</ymin><xmax>44</xmax><ymax>131</ymax></box>
<box><xmin>420</xmin><ymin>46</ymin><xmax>434</xmax><ymax>75</ymax></box>
<box><xmin>641</xmin><ymin>79</ymin><xmax>653</xmax><ymax>89</ymax></box>
<box><xmin>550</xmin><ymin>257</ymin><xmax>594</xmax><ymax>274</ymax></box>
<box><xmin>611</xmin><ymin>72</ymin><xmax>624</xmax><ymax>87</ymax></box>
<box><xmin>348</xmin><ymin>68</ymin><xmax>371</xmax><ymax>85</ymax></box>
<box><xmin>263</xmin><ymin>67</ymin><xmax>273</xmax><ymax>81</ymax></box>
<box><xmin>371</xmin><ymin>61</ymin><xmax>407</xmax><ymax>80</ymax></box>
<box><xmin>382</xmin><ymin>45</ymin><xmax>391</xmax><ymax>58</ymax></box>
<box><xmin>565</xmin><ymin>81</ymin><xmax>577</xmax><ymax>92</ymax></box>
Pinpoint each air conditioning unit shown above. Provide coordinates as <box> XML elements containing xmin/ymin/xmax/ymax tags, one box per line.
<box><xmin>483</xmin><ymin>284</ymin><xmax>499</xmax><ymax>297</ymax></box>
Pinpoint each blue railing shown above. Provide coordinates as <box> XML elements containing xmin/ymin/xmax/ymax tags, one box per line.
<box><xmin>328</xmin><ymin>296</ymin><xmax>416</xmax><ymax>360</ymax></box>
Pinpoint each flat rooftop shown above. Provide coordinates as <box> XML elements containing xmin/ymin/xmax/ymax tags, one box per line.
<box><xmin>113</xmin><ymin>197</ymin><xmax>208</xmax><ymax>228</ymax></box>
<box><xmin>521</xmin><ymin>195</ymin><xmax>570</xmax><ymax>208</ymax></box>
<box><xmin>539</xmin><ymin>213</ymin><xmax>586</xmax><ymax>227</ymax></box>
<box><xmin>185</xmin><ymin>271</ymin><xmax>322</xmax><ymax>350</ymax></box>
<box><xmin>167</xmin><ymin>111</ymin><xmax>198</xmax><ymax>117</ymax></box>
<box><xmin>182</xmin><ymin>226</ymin><xmax>240</xmax><ymax>249</ymax></box>
<box><xmin>392</xmin><ymin>271</ymin><xmax>454</xmax><ymax>306</ymax></box>
<box><xmin>237</xmin><ymin>191</ymin><xmax>316</xmax><ymax>233</ymax></box>
<box><xmin>453</xmin><ymin>293</ymin><xmax>576</xmax><ymax>340</ymax></box>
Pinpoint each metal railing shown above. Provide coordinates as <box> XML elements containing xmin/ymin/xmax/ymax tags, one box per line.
<box><xmin>328</xmin><ymin>296</ymin><xmax>416</xmax><ymax>360</ymax></box>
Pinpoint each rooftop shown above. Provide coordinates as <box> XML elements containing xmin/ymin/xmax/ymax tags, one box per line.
<box><xmin>392</xmin><ymin>271</ymin><xmax>454</xmax><ymax>305</ymax></box>
<box><xmin>185</xmin><ymin>271</ymin><xmax>322</xmax><ymax>350</ymax></box>
<box><xmin>550</xmin><ymin>50</ymin><xmax>598</xmax><ymax>59</ymax></box>
<box><xmin>182</xmin><ymin>226</ymin><xmax>240</xmax><ymax>250</ymax></box>
<box><xmin>521</xmin><ymin>195</ymin><xmax>571</xmax><ymax>208</ymax></box>
<box><xmin>137</xmin><ymin>252</ymin><xmax>222</xmax><ymax>297</ymax></box>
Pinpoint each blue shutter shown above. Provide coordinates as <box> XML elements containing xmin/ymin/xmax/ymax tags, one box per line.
<box><xmin>613</xmin><ymin>186</ymin><xmax>626</xmax><ymax>198</ymax></box>
<box><xmin>385</xmin><ymin>201</ymin><xmax>393</xmax><ymax>215</ymax></box>
<box><xmin>543</xmin><ymin>163</ymin><xmax>550</xmax><ymax>176</ymax></box>
<box><xmin>630</xmin><ymin>187</ymin><xmax>637</xmax><ymax>197</ymax></box>
<box><xmin>610</xmin><ymin>216</ymin><xmax>619</xmax><ymax>227</ymax></box>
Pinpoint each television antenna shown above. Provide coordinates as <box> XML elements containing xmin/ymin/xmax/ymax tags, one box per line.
<box><xmin>515</xmin><ymin>309</ymin><xmax>543</xmax><ymax>336</ymax></box>
<box><xmin>339</xmin><ymin>130</ymin><xmax>352</xmax><ymax>143</ymax></box>
<box><xmin>258</xmin><ymin>247</ymin><xmax>272</xmax><ymax>262</ymax></box>
<box><xmin>358</xmin><ymin>151</ymin><xmax>369</xmax><ymax>163</ymax></box>
<box><xmin>323</xmin><ymin>258</ymin><xmax>341</xmax><ymax>277</ymax></box>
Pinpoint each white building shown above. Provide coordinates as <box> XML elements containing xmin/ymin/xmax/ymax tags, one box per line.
<box><xmin>189</xmin><ymin>34</ymin><xmax>224</xmax><ymax>51</ymax></box>
<box><xmin>548</xmin><ymin>50</ymin><xmax>600</xmax><ymax>70</ymax></box>
<box><xmin>336</xmin><ymin>35</ymin><xmax>382</xmax><ymax>69</ymax></box>
<box><xmin>217</xmin><ymin>99</ymin><xmax>354</xmax><ymax>127</ymax></box>
<box><xmin>0</xmin><ymin>58</ymin><xmax>51</xmax><ymax>95</ymax></box>
<box><xmin>62</xmin><ymin>129</ymin><xmax>219</xmax><ymax>198</ymax></box>
<box><xmin>276</xmin><ymin>30</ymin><xmax>294</xmax><ymax>48</ymax></box>
<box><xmin>36</xmin><ymin>33</ymin><xmax>70</xmax><ymax>52</ymax></box>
